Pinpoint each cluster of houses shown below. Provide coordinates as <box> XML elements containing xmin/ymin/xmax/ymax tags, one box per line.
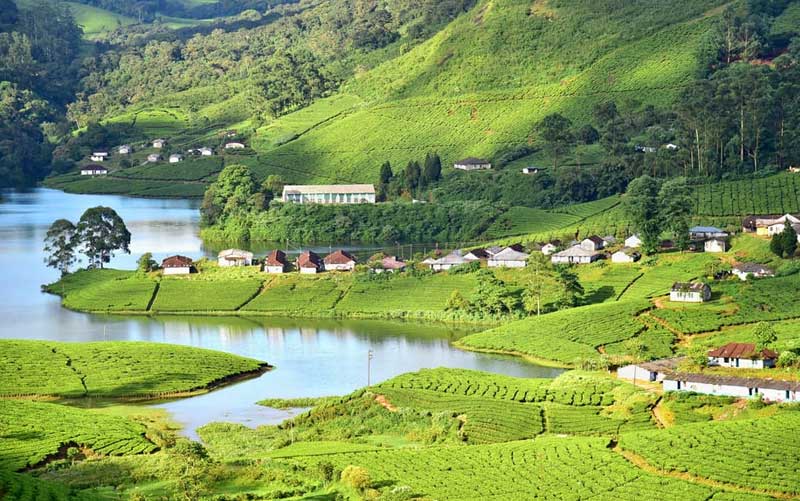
<box><xmin>546</xmin><ymin>234</ymin><xmax>642</xmax><ymax>265</ymax></box>
<box><xmin>160</xmin><ymin>249</ymin><xmax>408</xmax><ymax>275</ymax></box>
<box><xmin>618</xmin><ymin>342</ymin><xmax>798</xmax><ymax>402</ymax></box>
<box><xmin>742</xmin><ymin>213</ymin><xmax>800</xmax><ymax>242</ymax></box>
<box><xmin>421</xmin><ymin>245</ymin><xmax>530</xmax><ymax>271</ymax></box>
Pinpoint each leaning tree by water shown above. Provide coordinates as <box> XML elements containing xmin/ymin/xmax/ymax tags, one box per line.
<box><xmin>43</xmin><ymin>219</ymin><xmax>78</xmax><ymax>276</ymax></box>
<box><xmin>44</xmin><ymin>207</ymin><xmax>131</xmax><ymax>272</ymax></box>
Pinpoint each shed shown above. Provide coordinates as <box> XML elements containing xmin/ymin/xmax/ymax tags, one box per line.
<box><xmin>581</xmin><ymin>236</ymin><xmax>605</xmax><ymax>252</ymax></box>
<box><xmin>169</xmin><ymin>154</ymin><xmax>184</xmax><ymax>163</ymax></box>
<box><xmin>162</xmin><ymin>255</ymin><xmax>194</xmax><ymax>275</ymax></box>
<box><xmin>147</xmin><ymin>154</ymin><xmax>162</xmax><ymax>163</ymax></box>
<box><xmin>453</xmin><ymin>157</ymin><xmax>492</xmax><ymax>171</ymax></box>
<box><xmin>224</xmin><ymin>142</ymin><xmax>246</xmax><ymax>150</ymax></box>
<box><xmin>297</xmin><ymin>251</ymin><xmax>323</xmax><ymax>274</ymax></box>
<box><xmin>118</xmin><ymin>145</ymin><xmax>132</xmax><ymax>155</ymax></box>
<box><xmin>199</xmin><ymin>147</ymin><xmax>214</xmax><ymax>156</ymax></box>
<box><xmin>611</xmin><ymin>249</ymin><xmax>641</xmax><ymax>263</ymax></box>
<box><xmin>541</xmin><ymin>243</ymin><xmax>558</xmax><ymax>256</ymax></box>
<box><xmin>218</xmin><ymin>249</ymin><xmax>254</xmax><ymax>267</ymax></box>
<box><xmin>731</xmin><ymin>263</ymin><xmax>774</xmax><ymax>281</ymax></box>
<box><xmin>704</xmin><ymin>238</ymin><xmax>728</xmax><ymax>253</ymax></box>
<box><xmin>152</xmin><ymin>139</ymin><xmax>166</xmax><ymax>148</ymax></box>
<box><xmin>263</xmin><ymin>250</ymin><xmax>288</xmax><ymax>274</ymax></box>
<box><xmin>624</xmin><ymin>235</ymin><xmax>642</xmax><ymax>248</ymax></box>
<box><xmin>669</xmin><ymin>282</ymin><xmax>711</xmax><ymax>303</ymax></box>
<box><xmin>324</xmin><ymin>250</ymin><xmax>357</xmax><ymax>271</ymax></box>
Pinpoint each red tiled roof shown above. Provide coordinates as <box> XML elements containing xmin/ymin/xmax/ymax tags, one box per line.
<box><xmin>297</xmin><ymin>251</ymin><xmax>322</xmax><ymax>268</ymax></box>
<box><xmin>382</xmin><ymin>256</ymin><xmax>406</xmax><ymax>270</ymax></box>
<box><xmin>264</xmin><ymin>250</ymin><xmax>287</xmax><ymax>266</ymax></box>
<box><xmin>324</xmin><ymin>250</ymin><xmax>356</xmax><ymax>265</ymax></box>
<box><xmin>708</xmin><ymin>342</ymin><xmax>778</xmax><ymax>360</ymax></box>
<box><xmin>162</xmin><ymin>255</ymin><xmax>193</xmax><ymax>268</ymax></box>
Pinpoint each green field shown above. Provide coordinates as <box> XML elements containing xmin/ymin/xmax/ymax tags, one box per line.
<box><xmin>45</xmin><ymin>269</ymin><xmax>156</xmax><ymax>312</ymax></box>
<box><xmin>114</xmin><ymin>157</ymin><xmax>224</xmax><ymax>182</ymax></box>
<box><xmin>241</xmin><ymin>275</ymin><xmax>349</xmax><ymax>314</ymax></box>
<box><xmin>692</xmin><ymin>172</ymin><xmax>800</xmax><ymax>217</ymax></box>
<box><xmin>0</xmin><ymin>340</ymin><xmax>266</xmax><ymax>398</ymax></box>
<box><xmin>152</xmin><ymin>277</ymin><xmax>263</xmax><ymax>312</ymax></box>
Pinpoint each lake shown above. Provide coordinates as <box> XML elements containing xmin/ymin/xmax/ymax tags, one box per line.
<box><xmin>0</xmin><ymin>188</ymin><xmax>561</xmax><ymax>439</ymax></box>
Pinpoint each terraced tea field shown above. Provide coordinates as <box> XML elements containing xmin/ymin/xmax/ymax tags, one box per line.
<box><xmin>152</xmin><ymin>278</ymin><xmax>263</xmax><ymax>312</ymax></box>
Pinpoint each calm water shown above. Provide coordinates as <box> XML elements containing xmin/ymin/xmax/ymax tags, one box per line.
<box><xmin>0</xmin><ymin>189</ymin><xmax>560</xmax><ymax>439</ymax></box>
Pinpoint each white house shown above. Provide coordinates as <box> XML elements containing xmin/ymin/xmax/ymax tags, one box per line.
<box><xmin>611</xmin><ymin>249</ymin><xmax>641</xmax><ymax>263</ymax></box>
<box><xmin>704</xmin><ymin>238</ymin><xmax>728</xmax><ymax>253</ymax></box>
<box><xmin>169</xmin><ymin>154</ymin><xmax>184</xmax><ymax>163</ymax></box>
<box><xmin>428</xmin><ymin>252</ymin><xmax>469</xmax><ymax>271</ymax></box>
<box><xmin>224</xmin><ymin>142</ymin><xmax>246</xmax><ymax>150</ymax></box>
<box><xmin>581</xmin><ymin>236</ymin><xmax>605</xmax><ymax>252</ymax></box>
<box><xmin>118</xmin><ymin>145</ymin><xmax>132</xmax><ymax>155</ymax></box>
<box><xmin>90</xmin><ymin>152</ymin><xmax>109</xmax><ymax>162</ymax></box>
<box><xmin>690</xmin><ymin>226</ymin><xmax>727</xmax><ymax>240</ymax></box>
<box><xmin>541</xmin><ymin>243</ymin><xmax>558</xmax><ymax>256</ymax></box>
<box><xmin>488</xmin><ymin>247</ymin><xmax>529</xmax><ymax>268</ymax></box>
<box><xmin>624</xmin><ymin>235</ymin><xmax>642</xmax><ymax>248</ymax></box>
<box><xmin>669</xmin><ymin>282</ymin><xmax>711</xmax><ymax>303</ymax></box>
<box><xmin>464</xmin><ymin>249</ymin><xmax>491</xmax><ymax>261</ymax></box>
<box><xmin>80</xmin><ymin>165</ymin><xmax>108</xmax><ymax>176</ymax></box>
<box><xmin>217</xmin><ymin>249</ymin><xmax>254</xmax><ymax>267</ymax></box>
<box><xmin>199</xmin><ymin>147</ymin><xmax>214</xmax><ymax>156</ymax></box>
<box><xmin>147</xmin><ymin>154</ymin><xmax>162</xmax><ymax>163</ymax></box>
<box><xmin>521</xmin><ymin>167</ymin><xmax>539</xmax><ymax>175</ymax></box>
<box><xmin>263</xmin><ymin>250</ymin><xmax>288</xmax><ymax>274</ymax></box>
<box><xmin>662</xmin><ymin>373</ymin><xmax>800</xmax><ymax>402</ymax></box>
<box><xmin>152</xmin><ymin>139</ymin><xmax>166</xmax><ymax>148</ymax></box>
<box><xmin>282</xmin><ymin>185</ymin><xmax>376</xmax><ymax>205</ymax></box>
<box><xmin>551</xmin><ymin>245</ymin><xmax>601</xmax><ymax>265</ymax></box>
<box><xmin>162</xmin><ymin>255</ymin><xmax>194</xmax><ymax>275</ymax></box>
<box><xmin>732</xmin><ymin>263</ymin><xmax>774</xmax><ymax>281</ymax></box>
<box><xmin>617</xmin><ymin>358</ymin><xmax>680</xmax><ymax>383</ymax></box>
<box><xmin>760</xmin><ymin>214</ymin><xmax>800</xmax><ymax>236</ymax></box>
<box><xmin>665</xmin><ymin>143</ymin><xmax>680</xmax><ymax>151</ymax></box>
<box><xmin>454</xmin><ymin>157</ymin><xmax>492</xmax><ymax>171</ymax></box>
<box><xmin>297</xmin><ymin>251</ymin><xmax>323</xmax><ymax>274</ymax></box>
<box><xmin>324</xmin><ymin>250</ymin><xmax>357</xmax><ymax>272</ymax></box>
<box><xmin>707</xmin><ymin>343</ymin><xmax>778</xmax><ymax>369</ymax></box>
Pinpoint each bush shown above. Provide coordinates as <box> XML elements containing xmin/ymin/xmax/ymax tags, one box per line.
<box><xmin>341</xmin><ymin>465</ymin><xmax>371</xmax><ymax>491</ymax></box>
<box><xmin>777</xmin><ymin>351</ymin><xmax>799</xmax><ymax>368</ymax></box>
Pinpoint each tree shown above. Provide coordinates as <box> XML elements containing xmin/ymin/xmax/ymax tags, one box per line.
<box><xmin>522</xmin><ymin>253</ymin><xmax>550</xmax><ymax>316</ymax></box>
<box><xmin>753</xmin><ymin>322</ymin><xmax>778</xmax><ymax>352</ymax></box>
<box><xmin>378</xmin><ymin>161</ymin><xmax>394</xmax><ymax>201</ymax></box>
<box><xmin>422</xmin><ymin>152</ymin><xmax>442</xmax><ymax>185</ymax></box>
<box><xmin>404</xmin><ymin>160</ymin><xmax>421</xmax><ymax>192</ymax></box>
<box><xmin>137</xmin><ymin>252</ymin><xmax>157</xmax><ymax>273</ymax></box>
<box><xmin>554</xmin><ymin>265</ymin><xmax>583</xmax><ymax>309</ymax></box>
<box><xmin>658</xmin><ymin>177</ymin><xmax>692</xmax><ymax>251</ymax></box>
<box><xmin>201</xmin><ymin>164</ymin><xmax>258</xmax><ymax>226</ymax></box>
<box><xmin>624</xmin><ymin>176</ymin><xmax>662</xmax><ymax>254</ymax></box>
<box><xmin>624</xmin><ymin>337</ymin><xmax>648</xmax><ymax>362</ymax></box>
<box><xmin>43</xmin><ymin>219</ymin><xmax>77</xmax><ymax>276</ymax></box>
<box><xmin>341</xmin><ymin>465</ymin><xmax>371</xmax><ymax>491</ymax></box>
<box><xmin>537</xmin><ymin>113</ymin><xmax>574</xmax><ymax>169</ymax></box>
<box><xmin>261</xmin><ymin>175</ymin><xmax>285</xmax><ymax>202</ymax></box>
<box><xmin>781</xmin><ymin>221</ymin><xmax>798</xmax><ymax>258</ymax></box>
<box><xmin>75</xmin><ymin>207</ymin><xmax>131</xmax><ymax>268</ymax></box>
<box><xmin>445</xmin><ymin>290</ymin><xmax>470</xmax><ymax>312</ymax></box>
<box><xmin>576</xmin><ymin>124</ymin><xmax>600</xmax><ymax>145</ymax></box>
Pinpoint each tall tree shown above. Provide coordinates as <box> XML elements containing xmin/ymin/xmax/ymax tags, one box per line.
<box><xmin>422</xmin><ymin>152</ymin><xmax>442</xmax><ymax>185</ymax></box>
<box><xmin>554</xmin><ymin>265</ymin><xmax>583</xmax><ymax>310</ymax></box>
<box><xmin>404</xmin><ymin>160</ymin><xmax>421</xmax><ymax>192</ymax></box>
<box><xmin>624</xmin><ymin>176</ymin><xmax>662</xmax><ymax>254</ymax></box>
<box><xmin>43</xmin><ymin>218</ymin><xmax>77</xmax><ymax>276</ymax></box>
<box><xmin>537</xmin><ymin>113</ymin><xmax>574</xmax><ymax>169</ymax></box>
<box><xmin>75</xmin><ymin>207</ymin><xmax>131</xmax><ymax>268</ymax></box>
<box><xmin>753</xmin><ymin>322</ymin><xmax>778</xmax><ymax>351</ymax></box>
<box><xmin>658</xmin><ymin>177</ymin><xmax>693</xmax><ymax>251</ymax></box>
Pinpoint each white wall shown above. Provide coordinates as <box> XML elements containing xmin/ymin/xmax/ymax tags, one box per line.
<box><xmin>163</xmin><ymin>267</ymin><xmax>191</xmax><ymax>275</ymax></box>
<box><xmin>670</xmin><ymin>291</ymin><xmax>705</xmax><ymax>303</ymax></box>
<box><xmin>488</xmin><ymin>260</ymin><xmax>526</xmax><ymax>268</ymax></box>
<box><xmin>325</xmin><ymin>263</ymin><xmax>355</xmax><ymax>271</ymax></box>
<box><xmin>264</xmin><ymin>265</ymin><xmax>285</xmax><ymax>274</ymax></box>
<box><xmin>299</xmin><ymin>267</ymin><xmax>318</xmax><ymax>274</ymax></box>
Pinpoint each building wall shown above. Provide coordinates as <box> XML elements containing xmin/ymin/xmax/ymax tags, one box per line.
<box><xmin>163</xmin><ymin>267</ymin><xmax>191</xmax><ymax>275</ymax></box>
<box><xmin>612</xmin><ymin>254</ymin><xmax>634</xmax><ymax>263</ymax></box>
<box><xmin>325</xmin><ymin>262</ymin><xmax>355</xmax><ymax>271</ymax></box>
<box><xmin>617</xmin><ymin>365</ymin><xmax>658</xmax><ymax>382</ymax></box>
<box><xmin>264</xmin><ymin>265</ymin><xmax>285</xmax><ymax>274</ymax></box>
<box><xmin>488</xmin><ymin>260</ymin><xmax>526</xmax><ymax>268</ymax></box>
<box><xmin>670</xmin><ymin>291</ymin><xmax>705</xmax><ymax>303</ymax></box>
<box><xmin>705</xmin><ymin>241</ymin><xmax>726</xmax><ymax>253</ymax></box>
<box><xmin>219</xmin><ymin>257</ymin><xmax>251</xmax><ymax>267</ymax></box>
<box><xmin>454</xmin><ymin>163</ymin><xmax>491</xmax><ymax>171</ymax></box>
<box><xmin>284</xmin><ymin>192</ymin><xmax>376</xmax><ymax>204</ymax></box>
<box><xmin>299</xmin><ymin>267</ymin><xmax>319</xmax><ymax>274</ymax></box>
<box><xmin>710</xmin><ymin>357</ymin><xmax>770</xmax><ymax>369</ymax></box>
<box><xmin>664</xmin><ymin>379</ymin><xmax>798</xmax><ymax>402</ymax></box>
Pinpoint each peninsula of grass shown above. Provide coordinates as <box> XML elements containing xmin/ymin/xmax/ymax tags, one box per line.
<box><xmin>0</xmin><ymin>340</ymin><xmax>270</xmax><ymax>399</ymax></box>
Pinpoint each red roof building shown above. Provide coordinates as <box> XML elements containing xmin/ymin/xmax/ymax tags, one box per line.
<box><xmin>708</xmin><ymin>342</ymin><xmax>778</xmax><ymax>369</ymax></box>
<box><xmin>297</xmin><ymin>251</ymin><xmax>323</xmax><ymax>274</ymax></box>
<box><xmin>162</xmin><ymin>255</ymin><xmax>194</xmax><ymax>275</ymax></box>
<box><xmin>324</xmin><ymin>250</ymin><xmax>357</xmax><ymax>271</ymax></box>
<box><xmin>263</xmin><ymin>250</ymin><xmax>288</xmax><ymax>273</ymax></box>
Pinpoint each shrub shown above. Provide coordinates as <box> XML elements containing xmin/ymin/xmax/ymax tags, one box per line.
<box><xmin>778</xmin><ymin>351</ymin><xmax>799</xmax><ymax>368</ymax></box>
<box><xmin>341</xmin><ymin>465</ymin><xmax>371</xmax><ymax>490</ymax></box>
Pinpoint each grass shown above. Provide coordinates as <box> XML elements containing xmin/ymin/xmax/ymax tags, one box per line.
<box><xmin>45</xmin><ymin>269</ymin><xmax>156</xmax><ymax>312</ymax></box>
<box><xmin>618</xmin><ymin>253</ymin><xmax>715</xmax><ymax>301</ymax></box>
<box><xmin>0</xmin><ymin>340</ymin><xmax>266</xmax><ymax>398</ymax></box>
<box><xmin>0</xmin><ymin>400</ymin><xmax>157</xmax><ymax>471</ymax></box>
<box><xmin>241</xmin><ymin>275</ymin><xmax>349</xmax><ymax>314</ymax></box>
<box><xmin>114</xmin><ymin>157</ymin><xmax>224</xmax><ymax>182</ymax></box>
<box><xmin>152</xmin><ymin>277</ymin><xmax>263</xmax><ymax>312</ymax></box>
<box><xmin>0</xmin><ymin>469</ymin><xmax>100</xmax><ymax>501</ymax></box>
<box><xmin>692</xmin><ymin>172</ymin><xmax>800</xmax><ymax>217</ymax></box>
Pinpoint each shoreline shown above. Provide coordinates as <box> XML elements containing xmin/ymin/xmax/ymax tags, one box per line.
<box><xmin>451</xmin><ymin>341</ymin><xmax>572</xmax><ymax>369</ymax></box>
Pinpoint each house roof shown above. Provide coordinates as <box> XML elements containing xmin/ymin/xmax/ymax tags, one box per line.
<box><xmin>381</xmin><ymin>256</ymin><xmax>407</xmax><ymax>270</ymax></box>
<box><xmin>708</xmin><ymin>342</ymin><xmax>778</xmax><ymax>360</ymax></box>
<box><xmin>491</xmin><ymin>247</ymin><xmax>530</xmax><ymax>261</ymax></box>
<box><xmin>324</xmin><ymin>250</ymin><xmax>357</xmax><ymax>265</ymax></box>
<box><xmin>297</xmin><ymin>251</ymin><xmax>322</xmax><ymax>268</ymax></box>
<box><xmin>671</xmin><ymin>282</ymin><xmax>708</xmax><ymax>293</ymax></box>
<box><xmin>454</xmin><ymin>157</ymin><xmax>491</xmax><ymax>165</ymax></box>
<box><xmin>690</xmin><ymin>226</ymin><xmax>725</xmax><ymax>233</ymax></box>
<box><xmin>436</xmin><ymin>252</ymin><xmax>469</xmax><ymax>265</ymax></box>
<box><xmin>264</xmin><ymin>250</ymin><xmax>288</xmax><ymax>266</ymax></box>
<box><xmin>585</xmin><ymin>236</ymin><xmax>605</xmax><ymax>245</ymax></box>
<box><xmin>82</xmin><ymin>164</ymin><xmax>107</xmax><ymax>171</ymax></box>
<box><xmin>733</xmin><ymin>263</ymin><xmax>773</xmax><ymax>274</ymax></box>
<box><xmin>613</xmin><ymin>248</ymin><xmax>640</xmax><ymax>257</ymax></box>
<box><xmin>485</xmin><ymin>246</ymin><xmax>504</xmax><ymax>255</ymax></box>
<box><xmin>218</xmin><ymin>249</ymin><xmax>253</xmax><ymax>260</ymax></box>
<box><xmin>553</xmin><ymin>245</ymin><xmax>600</xmax><ymax>258</ymax></box>
<box><xmin>662</xmin><ymin>371</ymin><xmax>797</xmax><ymax>391</ymax></box>
<box><xmin>626</xmin><ymin>234</ymin><xmax>641</xmax><ymax>242</ymax></box>
<box><xmin>162</xmin><ymin>255</ymin><xmax>193</xmax><ymax>268</ymax></box>
<box><xmin>283</xmin><ymin>184</ymin><xmax>375</xmax><ymax>195</ymax></box>
<box><xmin>465</xmin><ymin>248</ymin><xmax>491</xmax><ymax>259</ymax></box>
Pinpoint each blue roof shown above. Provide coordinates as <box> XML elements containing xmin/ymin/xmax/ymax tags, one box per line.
<box><xmin>690</xmin><ymin>226</ymin><xmax>723</xmax><ymax>232</ymax></box>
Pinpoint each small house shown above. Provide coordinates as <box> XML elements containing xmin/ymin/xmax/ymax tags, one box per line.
<box><xmin>789</xmin><ymin>166</ymin><xmax>800</xmax><ymax>174</ymax></box>
<box><xmin>224</xmin><ymin>142</ymin><xmax>246</xmax><ymax>150</ymax></box>
<box><xmin>118</xmin><ymin>145</ymin><xmax>132</xmax><ymax>155</ymax></box>
<box><xmin>485</xmin><ymin>246</ymin><xmax>504</xmax><ymax>256</ymax></box>
<box><xmin>90</xmin><ymin>152</ymin><xmax>109</xmax><ymax>162</ymax></box>
<box><xmin>521</xmin><ymin>167</ymin><xmax>539</xmax><ymax>175</ymax></box>
<box><xmin>464</xmin><ymin>248</ymin><xmax>491</xmax><ymax>262</ymax></box>
<box><xmin>663</xmin><ymin>372</ymin><xmax>800</xmax><ymax>402</ymax></box>
<box><xmin>218</xmin><ymin>249</ymin><xmax>254</xmax><ymax>267</ymax></box>
<box><xmin>617</xmin><ymin>358</ymin><xmax>680</xmax><ymax>383</ymax></box>
<box><xmin>324</xmin><ymin>250</ymin><xmax>357</xmax><ymax>272</ymax></box>
<box><xmin>581</xmin><ymin>236</ymin><xmax>605</xmax><ymax>252</ymax></box>
<box><xmin>541</xmin><ymin>243</ymin><xmax>558</xmax><ymax>256</ymax></box>
<box><xmin>428</xmin><ymin>252</ymin><xmax>469</xmax><ymax>271</ymax></box>
<box><xmin>80</xmin><ymin>165</ymin><xmax>108</xmax><ymax>176</ymax></box>
<box><xmin>297</xmin><ymin>251</ymin><xmax>323</xmax><ymax>274</ymax></box>
<box><xmin>551</xmin><ymin>245</ymin><xmax>601</xmax><ymax>265</ymax></box>
<box><xmin>635</xmin><ymin>145</ymin><xmax>657</xmax><ymax>153</ymax></box>
<box><xmin>488</xmin><ymin>247</ymin><xmax>530</xmax><ymax>268</ymax></box>
<box><xmin>708</xmin><ymin>343</ymin><xmax>778</xmax><ymax>369</ymax></box>
<box><xmin>704</xmin><ymin>238</ymin><xmax>728</xmax><ymax>253</ymax></box>
<box><xmin>169</xmin><ymin>154</ymin><xmax>184</xmax><ymax>164</ymax></box>
<box><xmin>199</xmin><ymin>147</ymin><xmax>214</xmax><ymax>156</ymax></box>
<box><xmin>665</xmin><ymin>143</ymin><xmax>680</xmax><ymax>151</ymax></box>
<box><xmin>757</xmin><ymin>214</ymin><xmax>800</xmax><ymax>236</ymax></box>
<box><xmin>147</xmin><ymin>154</ymin><xmax>162</xmax><ymax>163</ymax></box>
<box><xmin>732</xmin><ymin>263</ymin><xmax>774</xmax><ymax>281</ymax></box>
<box><xmin>162</xmin><ymin>255</ymin><xmax>194</xmax><ymax>275</ymax></box>
<box><xmin>263</xmin><ymin>250</ymin><xmax>288</xmax><ymax>274</ymax></box>
<box><xmin>453</xmin><ymin>157</ymin><xmax>492</xmax><ymax>171</ymax></box>
<box><xmin>282</xmin><ymin>185</ymin><xmax>376</xmax><ymax>205</ymax></box>
<box><xmin>611</xmin><ymin>248</ymin><xmax>641</xmax><ymax>263</ymax></box>
<box><xmin>690</xmin><ymin>226</ymin><xmax>727</xmax><ymax>240</ymax></box>
<box><xmin>624</xmin><ymin>235</ymin><xmax>642</xmax><ymax>248</ymax></box>
<box><xmin>152</xmin><ymin>139</ymin><xmax>166</xmax><ymax>149</ymax></box>
<box><xmin>669</xmin><ymin>282</ymin><xmax>711</xmax><ymax>303</ymax></box>
<box><xmin>377</xmin><ymin>256</ymin><xmax>407</xmax><ymax>273</ymax></box>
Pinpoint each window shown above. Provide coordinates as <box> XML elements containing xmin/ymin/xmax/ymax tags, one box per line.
<box><xmin>786</xmin><ymin>390</ymin><xmax>791</xmax><ymax>400</ymax></box>
<box><xmin>748</xmin><ymin>388</ymin><xmax>754</xmax><ymax>396</ymax></box>
<box><xmin>723</xmin><ymin>357</ymin><xmax>729</xmax><ymax>363</ymax></box>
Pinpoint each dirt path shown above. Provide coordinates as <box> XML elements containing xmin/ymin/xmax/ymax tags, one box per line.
<box><xmin>650</xmin><ymin>397</ymin><xmax>671</xmax><ymax>429</ymax></box>
<box><xmin>374</xmin><ymin>394</ymin><xmax>397</xmax><ymax>412</ymax></box>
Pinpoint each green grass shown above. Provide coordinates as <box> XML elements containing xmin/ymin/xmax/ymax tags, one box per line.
<box><xmin>43</xmin><ymin>174</ymin><xmax>208</xmax><ymax>198</ymax></box>
<box><xmin>335</xmin><ymin>274</ymin><xmax>478</xmax><ymax>315</ymax></box>
<box><xmin>242</xmin><ymin>275</ymin><xmax>348</xmax><ymax>313</ymax></box>
<box><xmin>619</xmin><ymin>412</ymin><xmax>800</xmax><ymax>494</ymax></box>
<box><xmin>544</xmin><ymin>402</ymin><xmax>655</xmax><ymax>436</ymax></box>
<box><xmin>483</xmin><ymin>207</ymin><xmax>581</xmax><ymax>239</ymax></box>
<box><xmin>692</xmin><ymin>172</ymin><xmax>800</xmax><ymax>217</ymax></box>
<box><xmin>458</xmin><ymin>300</ymin><xmax>651</xmax><ymax>364</ymax></box>
<box><xmin>45</xmin><ymin>269</ymin><xmax>156</xmax><ymax>312</ymax></box>
<box><xmin>0</xmin><ymin>400</ymin><xmax>157</xmax><ymax>471</ymax></box>
<box><xmin>0</xmin><ymin>468</ymin><xmax>100</xmax><ymax>501</ymax></box>
<box><xmin>151</xmin><ymin>278</ymin><xmax>263</xmax><ymax>312</ymax></box>
<box><xmin>114</xmin><ymin>157</ymin><xmax>224</xmax><ymax>182</ymax></box>
<box><xmin>0</xmin><ymin>340</ymin><xmax>266</xmax><ymax>398</ymax></box>
<box><xmin>618</xmin><ymin>253</ymin><xmax>715</xmax><ymax>301</ymax></box>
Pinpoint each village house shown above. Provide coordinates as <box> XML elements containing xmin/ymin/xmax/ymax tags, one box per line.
<box><xmin>453</xmin><ymin>157</ymin><xmax>492</xmax><ymax>171</ymax></box>
<box><xmin>147</xmin><ymin>154</ymin><xmax>162</xmax><ymax>163</ymax></box>
<box><xmin>428</xmin><ymin>251</ymin><xmax>469</xmax><ymax>271</ymax></box>
<box><xmin>464</xmin><ymin>248</ymin><xmax>491</xmax><ymax>262</ymax></box>
<box><xmin>217</xmin><ymin>249</ymin><xmax>254</xmax><ymax>267</ymax></box>
<box><xmin>689</xmin><ymin>226</ymin><xmax>728</xmax><ymax>240</ymax></box>
<box><xmin>662</xmin><ymin>373</ymin><xmax>800</xmax><ymax>402</ymax></box>
<box><xmin>162</xmin><ymin>255</ymin><xmax>194</xmax><ymax>275</ymax></box>
<box><xmin>324</xmin><ymin>250</ymin><xmax>357</xmax><ymax>272</ymax></box>
<box><xmin>297</xmin><ymin>251</ymin><xmax>323</xmax><ymax>274</ymax></box>
<box><xmin>551</xmin><ymin>245</ymin><xmax>601</xmax><ymax>265</ymax></box>
<box><xmin>611</xmin><ymin>248</ymin><xmax>641</xmax><ymax>263</ymax></box>
<box><xmin>90</xmin><ymin>152</ymin><xmax>109</xmax><ymax>162</ymax></box>
<box><xmin>152</xmin><ymin>139</ymin><xmax>166</xmax><ymax>148</ymax></box>
<box><xmin>708</xmin><ymin>343</ymin><xmax>778</xmax><ymax>369</ymax></box>
<box><xmin>282</xmin><ymin>185</ymin><xmax>376</xmax><ymax>204</ymax></box>
<box><xmin>617</xmin><ymin>358</ymin><xmax>681</xmax><ymax>383</ymax></box>
<box><xmin>704</xmin><ymin>238</ymin><xmax>728</xmax><ymax>253</ymax></box>
<box><xmin>754</xmin><ymin>214</ymin><xmax>800</xmax><ymax>236</ymax></box>
<box><xmin>789</xmin><ymin>166</ymin><xmax>800</xmax><ymax>173</ymax></box>
<box><xmin>670</xmin><ymin>282</ymin><xmax>711</xmax><ymax>303</ymax></box>
<box><xmin>541</xmin><ymin>242</ymin><xmax>559</xmax><ymax>256</ymax></box>
<box><xmin>118</xmin><ymin>145</ymin><xmax>132</xmax><ymax>155</ymax></box>
<box><xmin>521</xmin><ymin>167</ymin><xmax>539</xmax><ymax>175</ymax></box>
<box><xmin>224</xmin><ymin>142</ymin><xmax>246</xmax><ymax>150</ymax></box>
<box><xmin>624</xmin><ymin>235</ymin><xmax>642</xmax><ymax>248</ymax></box>
<box><xmin>169</xmin><ymin>154</ymin><xmax>184</xmax><ymax>164</ymax></box>
<box><xmin>488</xmin><ymin>247</ymin><xmax>530</xmax><ymax>268</ymax></box>
<box><xmin>665</xmin><ymin>143</ymin><xmax>680</xmax><ymax>151</ymax></box>
<box><xmin>581</xmin><ymin>236</ymin><xmax>605</xmax><ymax>252</ymax></box>
<box><xmin>732</xmin><ymin>262</ymin><xmax>774</xmax><ymax>281</ymax></box>
<box><xmin>80</xmin><ymin>165</ymin><xmax>108</xmax><ymax>176</ymax></box>
<box><xmin>374</xmin><ymin>255</ymin><xmax>407</xmax><ymax>273</ymax></box>
<box><xmin>199</xmin><ymin>147</ymin><xmax>214</xmax><ymax>156</ymax></box>
<box><xmin>263</xmin><ymin>250</ymin><xmax>289</xmax><ymax>274</ymax></box>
